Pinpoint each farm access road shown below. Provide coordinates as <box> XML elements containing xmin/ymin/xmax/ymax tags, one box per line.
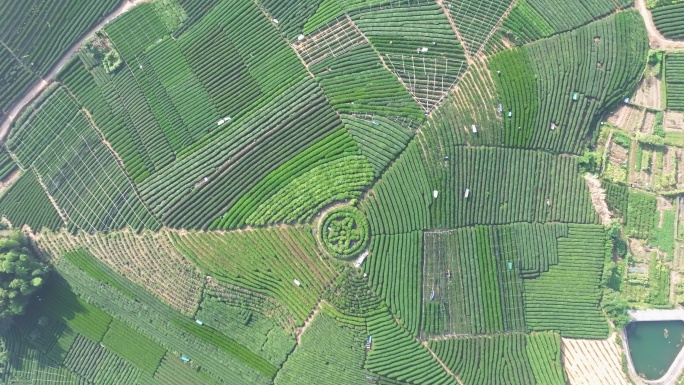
<box><xmin>0</xmin><ymin>0</ymin><xmax>149</xmax><ymax>142</ymax></box>
<box><xmin>635</xmin><ymin>0</ymin><xmax>684</xmax><ymax>51</ymax></box>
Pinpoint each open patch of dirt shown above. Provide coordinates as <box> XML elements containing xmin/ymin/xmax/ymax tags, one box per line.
<box><xmin>665</xmin><ymin>111</ymin><xmax>684</xmax><ymax>132</ymax></box>
<box><xmin>608</xmin><ymin>142</ymin><xmax>629</xmax><ymax>165</ymax></box>
<box><xmin>633</xmin><ymin>74</ymin><xmax>663</xmax><ymax>110</ymax></box>
<box><xmin>563</xmin><ymin>335</ymin><xmax>630</xmax><ymax>385</ymax></box>
<box><xmin>608</xmin><ymin>105</ymin><xmax>645</xmax><ymax>133</ymax></box>
<box><xmin>584</xmin><ymin>174</ymin><xmax>612</xmax><ymax>225</ymax></box>
<box><xmin>643</xmin><ymin>110</ymin><xmax>657</xmax><ymax>135</ymax></box>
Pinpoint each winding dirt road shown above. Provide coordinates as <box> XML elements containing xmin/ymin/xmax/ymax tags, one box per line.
<box><xmin>635</xmin><ymin>0</ymin><xmax>684</xmax><ymax>50</ymax></box>
<box><xmin>0</xmin><ymin>0</ymin><xmax>148</xmax><ymax>142</ymax></box>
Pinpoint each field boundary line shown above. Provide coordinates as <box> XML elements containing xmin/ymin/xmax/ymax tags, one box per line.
<box><xmin>0</xmin><ymin>0</ymin><xmax>150</xmax><ymax>143</ymax></box>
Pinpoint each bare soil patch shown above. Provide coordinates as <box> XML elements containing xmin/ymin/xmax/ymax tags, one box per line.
<box><xmin>608</xmin><ymin>105</ymin><xmax>645</xmax><ymax>133</ymax></box>
<box><xmin>665</xmin><ymin>111</ymin><xmax>684</xmax><ymax>132</ymax></box>
<box><xmin>562</xmin><ymin>335</ymin><xmax>630</xmax><ymax>385</ymax></box>
<box><xmin>633</xmin><ymin>74</ymin><xmax>663</xmax><ymax>110</ymax></box>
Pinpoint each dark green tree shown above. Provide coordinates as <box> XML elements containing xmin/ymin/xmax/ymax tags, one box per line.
<box><xmin>0</xmin><ymin>232</ymin><xmax>48</xmax><ymax>327</ymax></box>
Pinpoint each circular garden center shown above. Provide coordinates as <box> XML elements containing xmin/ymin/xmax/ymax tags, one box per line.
<box><xmin>319</xmin><ymin>206</ymin><xmax>369</xmax><ymax>259</ymax></box>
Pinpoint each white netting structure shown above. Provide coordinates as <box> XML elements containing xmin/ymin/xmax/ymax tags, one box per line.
<box><xmin>292</xmin><ymin>15</ymin><xmax>367</xmax><ymax>68</ymax></box>
<box><xmin>9</xmin><ymin>90</ymin><xmax>160</xmax><ymax>233</ymax></box>
<box><xmin>444</xmin><ymin>0</ymin><xmax>514</xmax><ymax>58</ymax></box>
<box><xmin>420</xmin><ymin>228</ymin><xmax>525</xmax><ymax>340</ymax></box>
<box><xmin>349</xmin><ymin>112</ymin><xmax>421</xmax><ymax>130</ymax></box>
<box><xmin>385</xmin><ymin>55</ymin><xmax>465</xmax><ymax>113</ymax></box>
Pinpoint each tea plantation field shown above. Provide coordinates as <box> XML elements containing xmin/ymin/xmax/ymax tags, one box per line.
<box><xmin>0</xmin><ymin>0</ymin><xmax>662</xmax><ymax>384</ymax></box>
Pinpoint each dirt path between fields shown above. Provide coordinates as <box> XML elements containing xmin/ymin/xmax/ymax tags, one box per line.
<box><xmin>584</xmin><ymin>173</ymin><xmax>613</xmax><ymax>225</ymax></box>
<box><xmin>635</xmin><ymin>0</ymin><xmax>684</xmax><ymax>50</ymax></box>
<box><xmin>0</xmin><ymin>0</ymin><xmax>150</xmax><ymax>143</ymax></box>
<box><xmin>296</xmin><ymin>300</ymin><xmax>325</xmax><ymax>344</ymax></box>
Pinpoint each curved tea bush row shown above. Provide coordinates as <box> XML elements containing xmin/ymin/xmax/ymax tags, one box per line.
<box><xmin>153</xmin><ymin>351</ymin><xmax>218</xmax><ymax>385</ymax></box>
<box><xmin>0</xmin><ymin>170</ymin><xmax>63</xmax><ymax>231</ymax></box>
<box><xmin>320</xmin><ymin>205</ymin><xmax>370</xmax><ymax>259</ymax></box>
<box><xmin>522</xmin><ymin>0</ymin><xmax>616</xmax><ymax>34</ymax></box>
<box><xmin>652</xmin><ymin>3</ymin><xmax>684</xmax><ymax>40</ymax></box>
<box><xmin>604</xmin><ymin>181</ymin><xmax>628</xmax><ymax>220</ymax></box>
<box><xmin>445</xmin><ymin>0</ymin><xmax>513</xmax><ymax>57</ymax></box>
<box><xmin>501</xmin><ymin>0</ymin><xmax>555</xmax><ymax>44</ymax></box>
<box><xmin>362</xmin><ymin>141</ymin><xmax>432</xmax><ymax>235</ymax></box>
<box><xmin>365</xmin><ymin>231</ymin><xmax>422</xmax><ymax>335</ymax></box>
<box><xmin>58</xmin><ymin>60</ymin><xmax>164</xmax><ymax>183</ymax></box>
<box><xmin>429</xmin><ymin>331</ymin><xmax>565</xmax><ymax>385</ymax></box>
<box><xmin>244</xmin><ymin>156</ymin><xmax>372</xmax><ymax>227</ymax></box>
<box><xmin>259</xmin><ymin>0</ymin><xmax>324</xmax><ymax>41</ymax></box>
<box><xmin>310</xmin><ymin>44</ymin><xmax>424</xmax><ymax>124</ymax></box>
<box><xmin>0</xmin><ymin>148</ymin><xmax>17</xmax><ymax>180</ymax></box>
<box><xmin>430</xmin><ymin>147</ymin><xmax>598</xmax><ymax>229</ymax></box>
<box><xmin>343</xmin><ymin>115</ymin><xmax>414</xmax><ymax>177</ymax></box>
<box><xmin>197</xmin><ymin>299</ymin><xmax>295</xmax><ymax>367</ymax></box>
<box><xmin>171</xmin><ymin>227</ymin><xmax>338</xmax><ymax>324</ymax></box>
<box><xmin>666</xmin><ymin>52</ymin><xmax>684</xmax><ymax>111</ymax></box>
<box><xmin>524</xmin><ymin>224</ymin><xmax>609</xmax><ymax>339</ymax></box>
<box><xmin>177</xmin><ymin>27</ymin><xmax>259</xmax><ymax>125</ymax></box>
<box><xmin>0</xmin><ymin>45</ymin><xmax>38</xmax><ymax>119</ymax></box>
<box><xmin>492</xmin><ymin>11</ymin><xmax>648</xmax><ymax>154</ymax></box>
<box><xmin>422</xmin><ymin>226</ymin><xmax>526</xmax><ymax>337</ymax></box>
<box><xmin>105</xmin><ymin>3</ymin><xmax>168</xmax><ymax>62</ymax></box>
<box><xmin>163</xmin><ymin>86</ymin><xmax>344</xmax><ymax>229</ymax></box>
<box><xmin>352</xmin><ymin>1</ymin><xmax>467</xmax><ymax>112</ymax></box>
<box><xmin>64</xmin><ymin>334</ymin><xmax>142</xmax><ymax>384</ymax></box>
<box><xmin>365</xmin><ymin>309</ymin><xmax>457</xmax><ymax>385</ymax></box>
<box><xmin>420</xmin><ymin>59</ymin><xmax>501</xmax><ymax>151</ymax></box>
<box><xmin>102</xmin><ymin>320</ymin><xmax>166</xmax><ymax>376</ymax></box>
<box><xmin>216</xmin><ymin>129</ymin><xmax>359</xmax><ymax>229</ymax></box>
<box><xmin>275</xmin><ymin>312</ymin><xmax>366</xmax><ymax>385</ymax></box>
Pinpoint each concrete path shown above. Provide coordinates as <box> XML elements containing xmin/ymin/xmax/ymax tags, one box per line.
<box><xmin>0</xmin><ymin>0</ymin><xmax>148</xmax><ymax>142</ymax></box>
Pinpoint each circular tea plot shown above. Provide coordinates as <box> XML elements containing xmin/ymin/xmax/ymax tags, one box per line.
<box><xmin>320</xmin><ymin>206</ymin><xmax>369</xmax><ymax>259</ymax></box>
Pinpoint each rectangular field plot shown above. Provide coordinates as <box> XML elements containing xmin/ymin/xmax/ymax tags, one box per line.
<box><xmin>421</xmin><ymin>223</ymin><xmax>573</xmax><ymax>339</ymax></box>
<box><xmin>6</xmin><ymin>87</ymin><xmax>161</xmax><ymax>233</ymax></box>
<box><xmin>445</xmin><ymin>0</ymin><xmax>513</xmax><ymax>57</ymax></box>
<box><xmin>667</xmin><ymin>52</ymin><xmax>684</xmax><ymax>111</ymax></box>
<box><xmin>293</xmin><ymin>15</ymin><xmax>367</xmax><ymax>68</ymax></box>
<box><xmin>421</xmin><ymin>226</ymin><xmax>526</xmax><ymax>338</ymax></box>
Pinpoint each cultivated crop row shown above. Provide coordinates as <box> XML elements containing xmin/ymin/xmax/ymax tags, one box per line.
<box><xmin>652</xmin><ymin>3</ymin><xmax>684</xmax><ymax>40</ymax></box>
<box><xmin>52</xmin><ymin>255</ymin><xmax>274</xmax><ymax>385</ymax></box>
<box><xmin>432</xmin><ymin>147</ymin><xmax>599</xmax><ymax>229</ymax></box>
<box><xmin>310</xmin><ymin>43</ymin><xmax>424</xmax><ymax>125</ymax></box>
<box><xmin>364</xmin><ymin>231</ymin><xmax>423</xmax><ymax>335</ymax></box>
<box><xmin>523</xmin><ymin>224</ymin><xmax>609</xmax><ymax>339</ymax></box>
<box><xmin>352</xmin><ymin>1</ymin><xmax>467</xmax><ymax>113</ymax></box>
<box><xmin>491</xmin><ymin>11</ymin><xmax>648</xmax><ymax>153</ymax></box>
<box><xmin>429</xmin><ymin>331</ymin><xmax>565</xmax><ymax>385</ymax></box>
<box><xmin>42</xmin><ymin>229</ymin><xmax>204</xmax><ymax>314</ymax></box>
<box><xmin>342</xmin><ymin>115</ymin><xmax>415</xmax><ymax>177</ymax></box>
<box><xmin>362</xmin><ymin>141</ymin><xmax>432</xmax><ymax>235</ymax></box>
<box><xmin>64</xmin><ymin>334</ymin><xmax>141</xmax><ymax>384</ymax></box>
<box><xmin>171</xmin><ymin>227</ymin><xmax>338</xmax><ymax>324</ymax></box>
<box><xmin>365</xmin><ymin>308</ymin><xmax>456</xmax><ymax>384</ymax></box>
<box><xmin>0</xmin><ymin>170</ymin><xmax>63</xmax><ymax>231</ymax></box>
<box><xmin>7</xmin><ymin>88</ymin><xmax>160</xmax><ymax>232</ymax></box>
<box><xmin>445</xmin><ymin>0</ymin><xmax>513</xmax><ymax>57</ymax></box>
<box><xmin>666</xmin><ymin>52</ymin><xmax>684</xmax><ymax>111</ymax></box>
